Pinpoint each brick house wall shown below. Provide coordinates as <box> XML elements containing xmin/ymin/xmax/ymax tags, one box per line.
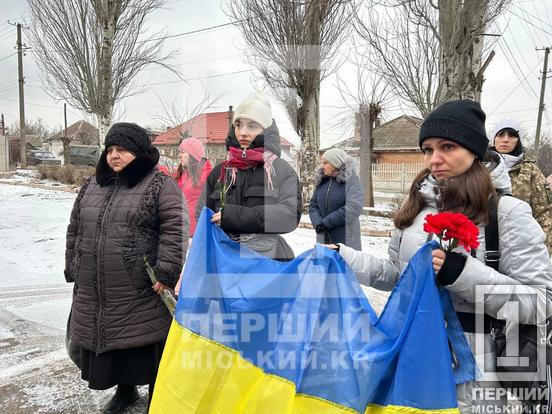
<box><xmin>375</xmin><ymin>151</ymin><xmax>424</xmax><ymax>164</ymax></box>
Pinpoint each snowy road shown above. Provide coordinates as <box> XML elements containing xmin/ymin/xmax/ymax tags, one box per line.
<box><xmin>0</xmin><ymin>182</ymin><xmax>390</xmax><ymax>413</ymax></box>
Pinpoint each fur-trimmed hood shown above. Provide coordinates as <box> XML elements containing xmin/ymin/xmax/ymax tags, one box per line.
<box><xmin>314</xmin><ymin>157</ymin><xmax>358</xmax><ymax>186</ymax></box>
<box><xmin>96</xmin><ymin>147</ymin><xmax>161</xmax><ymax>188</ymax></box>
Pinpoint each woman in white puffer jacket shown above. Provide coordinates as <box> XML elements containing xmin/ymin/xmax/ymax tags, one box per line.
<box><xmin>327</xmin><ymin>100</ymin><xmax>552</xmax><ymax>413</ymax></box>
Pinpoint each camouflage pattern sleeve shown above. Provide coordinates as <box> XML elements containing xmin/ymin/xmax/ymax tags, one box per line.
<box><xmin>510</xmin><ymin>161</ymin><xmax>552</xmax><ymax>255</ymax></box>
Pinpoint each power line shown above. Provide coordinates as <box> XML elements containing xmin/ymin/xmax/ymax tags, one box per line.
<box><xmin>136</xmin><ymin>21</ymin><xmax>237</xmax><ymax>44</ymax></box>
<box><xmin>0</xmin><ymin>95</ymin><xmax>62</xmax><ymax>110</ymax></box>
<box><xmin>510</xmin><ymin>9</ymin><xmax>552</xmax><ymax>38</ymax></box>
<box><xmin>0</xmin><ymin>52</ymin><xmax>16</xmax><ymax>63</ymax></box>
<box><xmin>497</xmin><ymin>37</ymin><xmax>539</xmax><ymax>99</ymax></box>
<box><xmin>0</xmin><ymin>25</ymin><xmax>13</xmax><ymax>37</ymax></box>
<box><xmin>0</xmin><ymin>95</ymin><xmax>83</xmax><ymax>119</ymax></box>
<box><xmin>543</xmin><ymin>0</ymin><xmax>552</xmax><ymax>31</ymax></box>
<box><xmin>145</xmin><ymin>68</ymin><xmax>253</xmax><ymax>87</ymax></box>
<box><xmin>519</xmin><ymin>4</ymin><xmax>546</xmax><ymax>47</ymax></box>
<box><xmin>520</xmin><ymin>3</ymin><xmax>552</xmax><ymax>41</ymax></box>
<box><xmin>487</xmin><ymin>60</ymin><xmax>541</xmax><ymax>115</ymax></box>
<box><xmin>29</xmin><ymin>20</ymin><xmax>239</xmax><ymax>53</ymax></box>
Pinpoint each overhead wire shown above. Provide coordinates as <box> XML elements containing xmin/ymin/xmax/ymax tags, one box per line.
<box><xmin>0</xmin><ymin>52</ymin><xmax>17</xmax><ymax>63</ymax></box>
<box><xmin>509</xmin><ymin>9</ymin><xmax>552</xmax><ymax>38</ymax></box>
<box><xmin>497</xmin><ymin>36</ymin><xmax>539</xmax><ymax>99</ymax></box>
<box><xmin>487</xmin><ymin>60</ymin><xmax>541</xmax><ymax>115</ymax></box>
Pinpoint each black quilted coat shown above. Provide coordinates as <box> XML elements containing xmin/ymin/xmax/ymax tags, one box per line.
<box><xmin>64</xmin><ymin>148</ymin><xmax>188</xmax><ymax>354</ymax></box>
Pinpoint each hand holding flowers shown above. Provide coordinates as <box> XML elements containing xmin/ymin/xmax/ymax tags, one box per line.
<box><xmin>423</xmin><ymin>212</ymin><xmax>480</xmax><ymax>278</ymax></box>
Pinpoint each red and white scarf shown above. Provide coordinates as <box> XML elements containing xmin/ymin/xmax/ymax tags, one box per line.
<box><xmin>219</xmin><ymin>147</ymin><xmax>278</xmax><ymax>190</ymax></box>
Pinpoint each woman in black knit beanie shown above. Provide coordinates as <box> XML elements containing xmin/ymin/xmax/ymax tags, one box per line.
<box><xmin>325</xmin><ymin>100</ymin><xmax>552</xmax><ymax>413</ymax></box>
<box><xmin>65</xmin><ymin>122</ymin><xmax>188</xmax><ymax>413</ymax></box>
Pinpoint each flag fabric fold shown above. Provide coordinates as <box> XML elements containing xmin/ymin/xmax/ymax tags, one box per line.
<box><xmin>150</xmin><ymin>208</ymin><xmax>470</xmax><ymax>413</ymax></box>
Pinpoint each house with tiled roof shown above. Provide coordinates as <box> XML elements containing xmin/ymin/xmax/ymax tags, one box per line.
<box><xmin>43</xmin><ymin>120</ymin><xmax>99</xmax><ymax>163</ymax></box>
<box><xmin>153</xmin><ymin>107</ymin><xmax>296</xmax><ymax>169</ymax></box>
<box><xmin>329</xmin><ymin>115</ymin><xmax>424</xmax><ymax>165</ymax></box>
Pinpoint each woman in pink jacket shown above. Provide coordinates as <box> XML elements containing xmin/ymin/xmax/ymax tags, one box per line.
<box><xmin>175</xmin><ymin>138</ymin><xmax>212</xmax><ymax>237</ymax></box>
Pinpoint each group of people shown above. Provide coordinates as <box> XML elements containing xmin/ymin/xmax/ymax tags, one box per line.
<box><xmin>64</xmin><ymin>92</ymin><xmax>552</xmax><ymax>414</ymax></box>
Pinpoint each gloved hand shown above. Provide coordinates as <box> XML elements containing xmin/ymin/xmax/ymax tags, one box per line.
<box><xmin>315</xmin><ymin>223</ymin><xmax>328</xmax><ymax>234</ymax></box>
<box><xmin>436</xmin><ymin>251</ymin><xmax>466</xmax><ymax>286</ymax></box>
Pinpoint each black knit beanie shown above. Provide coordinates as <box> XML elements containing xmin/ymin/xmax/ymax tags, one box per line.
<box><xmin>419</xmin><ymin>99</ymin><xmax>489</xmax><ymax>160</ymax></box>
<box><xmin>104</xmin><ymin>122</ymin><xmax>151</xmax><ymax>157</ymax></box>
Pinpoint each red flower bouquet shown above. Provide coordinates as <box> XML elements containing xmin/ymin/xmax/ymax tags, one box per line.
<box><xmin>423</xmin><ymin>212</ymin><xmax>480</xmax><ymax>252</ymax></box>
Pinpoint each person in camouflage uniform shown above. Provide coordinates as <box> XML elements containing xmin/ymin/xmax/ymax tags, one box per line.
<box><xmin>492</xmin><ymin>119</ymin><xmax>552</xmax><ymax>255</ymax></box>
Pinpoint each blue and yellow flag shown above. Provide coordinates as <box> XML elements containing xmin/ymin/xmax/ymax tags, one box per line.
<box><xmin>150</xmin><ymin>209</ymin><xmax>469</xmax><ymax>413</ymax></box>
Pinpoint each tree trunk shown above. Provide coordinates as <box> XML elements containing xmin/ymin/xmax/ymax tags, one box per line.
<box><xmin>62</xmin><ymin>138</ymin><xmax>70</xmax><ymax>165</ymax></box>
<box><xmin>297</xmin><ymin>0</ymin><xmax>322</xmax><ymax>211</ymax></box>
<box><xmin>437</xmin><ymin>0</ymin><xmax>489</xmax><ymax>103</ymax></box>
<box><xmin>96</xmin><ymin>1</ymin><xmax>117</xmax><ymax>146</ymax></box>
<box><xmin>358</xmin><ymin>106</ymin><xmax>373</xmax><ymax>207</ymax></box>
<box><xmin>297</xmin><ymin>86</ymin><xmax>320</xmax><ymax>211</ymax></box>
<box><xmin>97</xmin><ymin>112</ymin><xmax>112</xmax><ymax>146</ymax></box>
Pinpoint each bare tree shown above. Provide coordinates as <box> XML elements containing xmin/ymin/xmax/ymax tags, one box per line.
<box><xmin>227</xmin><ymin>0</ymin><xmax>357</xmax><ymax>207</ymax></box>
<box><xmin>8</xmin><ymin>118</ymin><xmax>51</xmax><ymax>142</ymax></box>
<box><xmin>433</xmin><ymin>0</ymin><xmax>508</xmax><ymax>102</ymax></box>
<box><xmin>355</xmin><ymin>5</ymin><xmax>439</xmax><ymax>117</ymax></box>
<box><xmin>151</xmin><ymin>86</ymin><xmax>222</xmax><ymax>160</ymax></box>
<box><xmin>153</xmin><ymin>86</ymin><xmax>222</xmax><ymax>130</ymax></box>
<box><xmin>356</xmin><ymin>0</ymin><xmax>509</xmax><ymax>115</ymax></box>
<box><xmin>28</xmin><ymin>0</ymin><xmax>178</xmax><ymax>145</ymax></box>
<box><xmin>536</xmin><ymin>138</ymin><xmax>552</xmax><ymax>178</ymax></box>
<box><xmin>333</xmin><ymin>48</ymin><xmax>391</xmax><ymax>206</ymax></box>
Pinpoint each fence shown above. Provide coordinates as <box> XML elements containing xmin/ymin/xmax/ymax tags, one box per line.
<box><xmin>0</xmin><ymin>134</ymin><xmax>8</xmax><ymax>172</ymax></box>
<box><xmin>371</xmin><ymin>163</ymin><xmax>425</xmax><ymax>195</ymax></box>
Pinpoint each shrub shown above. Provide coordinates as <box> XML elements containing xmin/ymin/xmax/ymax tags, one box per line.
<box><xmin>37</xmin><ymin>165</ymin><xmax>95</xmax><ymax>186</ymax></box>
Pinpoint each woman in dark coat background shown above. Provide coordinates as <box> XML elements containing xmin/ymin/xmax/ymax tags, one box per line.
<box><xmin>198</xmin><ymin>92</ymin><xmax>302</xmax><ymax>261</ymax></box>
<box><xmin>309</xmin><ymin>148</ymin><xmax>364</xmax><ymax>250</ymax></box>
<box><xmin>64</xmin><ymin>123</ymin><xmax>188</xmax><ymax>413</ymax></box>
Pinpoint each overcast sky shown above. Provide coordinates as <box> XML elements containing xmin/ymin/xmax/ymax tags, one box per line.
<box><xmin>0</xmin><ymin>0</ymin><xmax>551</xmax><ymax>148</ymax></box>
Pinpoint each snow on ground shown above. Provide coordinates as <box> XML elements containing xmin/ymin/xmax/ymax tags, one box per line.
<box><xmin>0</xmin><ymin>182</ymin><xmax>392</xmax><ymax>413</ymax></box>
<box><xmin>0</xmin><ymin>169</ymin><xmax>75</xmax><ymax>191</ymax></box>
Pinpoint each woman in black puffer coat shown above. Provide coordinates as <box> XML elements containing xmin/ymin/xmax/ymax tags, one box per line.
<box><xmin>198</xmin><ymin>92</ymin><xmax>302</xmax><ymax>261</ymax></box>
<box><xmin>309</xmin><ymin>148</ymin><xmax>364</xmax><ymax>250</ymax></box>
<box><xmin>64</xmin><ymin>123</ymin><xmax>188</xmax><ymax>413</ymax></box>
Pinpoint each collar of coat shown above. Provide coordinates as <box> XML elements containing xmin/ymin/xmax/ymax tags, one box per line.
<box><xmin>314</xmin><ymin>157</ymin><xmax>357</xmax><ymax>186</ymax></box>
<box><xmin>95</xmin><ymin>146</ymin><xmax>160</xmax><ymax>188</ymax></box>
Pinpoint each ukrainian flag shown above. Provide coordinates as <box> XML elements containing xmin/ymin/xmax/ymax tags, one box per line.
<box><xmin>150</xmin><ymin>209</ymin><xmax>468</xmax><ymax>413</ymax></box>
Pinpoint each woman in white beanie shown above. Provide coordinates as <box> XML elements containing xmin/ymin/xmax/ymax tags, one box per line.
<box><xmin>309</xmin><ymin>148</ymin><xmax>363</xmax><ymax>249</ymax></box>
<box><xmin>491</xmin><ymin>119</ymin><xmax>552</xmax><ymax>254</ymax></box>
<box><xmin>198</xmin><ymin>92</ymin><xmax>302</xmax><ymax>260</ymax></box>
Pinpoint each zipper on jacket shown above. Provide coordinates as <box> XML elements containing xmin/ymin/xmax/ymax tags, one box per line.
<box><xmin>325</xmin><ymin>178</ymin><xmax>333</xmax><ymax>244</ymax></box>
<box><xmin>95</xmin><ymin>184</ymin><xmax>119</xmax><ymax>354</ymax></box>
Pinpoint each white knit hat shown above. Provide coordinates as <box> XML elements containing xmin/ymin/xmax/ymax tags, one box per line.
<box><xmin>233</xmin><ymin>92</ymin><xmax>273</xmax><ymax>129</ymax></box>
<box><xmin>491</xmin><ymin>118</ymin><xmax>522</xmax><ymax>140</ymax></box>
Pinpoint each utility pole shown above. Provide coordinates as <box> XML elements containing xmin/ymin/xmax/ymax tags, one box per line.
<box><xmin>9</xmin><ymin>22</ymin><xmax>28</xmax><ymax>168</ymax></box>
<box><xmin>535</xmin><ymin>47</ymin><xmax>551</xmax><ymax>155</ymax></box>
<box><xmin>63</xmin><ymin>103</ymin><xmax>69</xmax><ymax>165</ymax></box>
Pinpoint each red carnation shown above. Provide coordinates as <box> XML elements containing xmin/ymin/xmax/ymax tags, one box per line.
<box><xmin>423</xmin><ymin>212</ymin><xmax>480</xmax><ymax>252</ymax></box>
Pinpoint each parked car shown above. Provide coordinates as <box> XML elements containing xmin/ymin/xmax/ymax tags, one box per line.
<box><xmin>69</xmin><ymin>145</ymin><xmax>100</xmax><ymax>166</ymax></box>
<box><xmin>157</xmin><ymin>155</ymin><xmax>177</xmax><ymax>177</ymax></box>
<box><xmin>26</xmin><ymin>150</ymin><xmax>61</xmax><ymax>166</ymax></box>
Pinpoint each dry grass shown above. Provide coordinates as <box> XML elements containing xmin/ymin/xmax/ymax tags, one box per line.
<box><xmin>37</xmin><ymin>165</ymin><xmax>95</xmax><ymax>186</ymax></box>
